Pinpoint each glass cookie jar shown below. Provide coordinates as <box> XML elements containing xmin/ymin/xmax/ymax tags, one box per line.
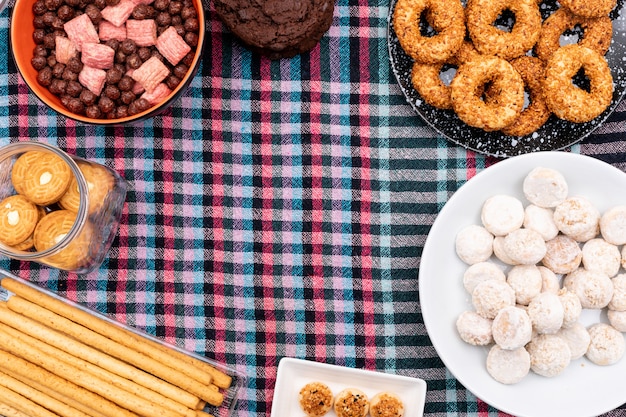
<box><xmin>0</xmin><ymin>141</ymin><xmax>127</xmax><ymax>274</ymax></box>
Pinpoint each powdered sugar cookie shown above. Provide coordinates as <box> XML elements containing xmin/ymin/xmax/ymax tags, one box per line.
<box><xmin>299</xmin><ymin>382</ymin><xmax>334</xmax><ymax>417</ymax></box>
<box><xmin>553</xmin><ymin>196</ymin><xmax>601</xmax><ymax>242</ymax></box>
<box><xmin>334</xmin><ymin>388</ymin><xmax>369</xmax><ymax>417</ymax></box>
<box><xmin>523</xmin><ymin>205</ymin><xmax>559</xmax><ymax>241</ymax></box>
<box><xmin>600</xmin><ymin>206</ymin><xmax>626</xmax><ymax>246</ymax></box>
<box><xmin>507</xmin><ymin>265</ymin><xmax>542</xmax><ymax>305</ymax></box>
<box><xmin>558</xmin><ymin>288</ymin><xmax>582</xmax><ymax>328</ymax></box>
<box><xmin>538</xmin><ymin>266</ymin><xmax>560</xmax><ymax>294</ymax></box>
<box><xmin>455</xmin><ymin>225</ymin><xmax>494</xmax><ymax>265</ymax></box>
<box><xmin>527</xmin><ymin>334</ymin><xmax>571</xmax><ymax>377</ymax></box>
<box><xmin>523</xmin><ymin>167</ymin><xmax>568</xmax><ymax>208</ymax></box>
<box><xmin>369</xmin><ymin>392</ymin><xmax>404</xmax><ymax>417</ymax></box>
<box><xmin>582</xmin><ymin>238</ymin><xmax>621</xmax><ymax>277</ymax></box>
<box><xmin>503</xmin><ymin>228</ymin><xmax>547</xmax><ymax>265</ymax></box>
<box><xmin>486</xmin><ymin>345</ymin><xmax>530</xmax><ymax>384</ymax></box>
<box><xmin>462</xmin><ymin>261</ymin><xmax>506</xmax><ymax>294</ymax></box>
<box><xmin>586</xmin><ymin>323</ymin><xmax>625</xmax><ymax>366</ymax></box>
<box><xmin>493</xmin><ymin>236</ymin><xmax>518</xmax><ymax>265</ymax></box>
<box><xmin>472</xmin><ymin>280</ymin><xmax>516</xmax><ymax>319</ymax></box>
<box><xmin>556</xmin><ymin>322</ymin><xmax>590</xmax><ymax>360</ymax></box>
<box><xmin>481</xmin><ymin>194</ymin><xmax>525</xmax><ymax>236</ymax></box>
<box><xmin>608</xmin><ymin>310</ymin><xmax>626</xmax><ymax>332</ymax></box>
<box><xmin>527</xmin><ymin>292</ymin><xmax>564</xmax><ymax>334</ymax></box>
<box><xmin>609</xmin><ymin>274</ymin><xmax>626</xmax><ymax>312</ymax></box>
<box><xmin>456</xmin><ymin>311</ymin><xmax>493</xmax><ymax>346</ymax></box>
<box><xmin>567</xmin><ymin>268</ymin><xmax>614</xmax><ymax>309</ymax></box>
<box><xmin>542</xmin><ymin>235</ymin><xmax>582</xmax><ymax>275</ymax></box>
<box><xmin>492</xmin><ymin>306</ymin><xmax>532</xmax><ymax>350</ymax></box>
<box><xmin>622</xmin><ymin>246</ymin><xmax>626</xmax><ymax>270</ymax></box>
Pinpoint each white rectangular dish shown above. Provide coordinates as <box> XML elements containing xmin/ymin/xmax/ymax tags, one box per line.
<box><xmin>271</xmin><ymin>357</ymin><xmax>427</xmax><ymax>417</ymax></box>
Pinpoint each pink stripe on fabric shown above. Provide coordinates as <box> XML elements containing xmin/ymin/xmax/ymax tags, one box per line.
<box><xmin>466</xmin><ymin>153</ymin><xmax>477</xmax><ymax>180</ymax></box>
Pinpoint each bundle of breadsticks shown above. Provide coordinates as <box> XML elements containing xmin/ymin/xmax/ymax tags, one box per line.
<box><xmin>0</xmin><ymin>277</ymin><xmax>236</xmax><ymax>417</ymax></box>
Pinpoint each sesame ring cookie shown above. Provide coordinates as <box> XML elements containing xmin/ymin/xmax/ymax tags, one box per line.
<box><xmin>481</xmin><ymin>194</ymin><xmax>525</xmax><ymax>236</ymax></box>
<box><xmin>556</xmin><ymin>322</ymin><xmax>591</xmax><ymax>360</ymax></box>
<box><xmin>299</xmin><ymin>382</ymin><xmax>334</xmax><ymax>417</ymax></box>
<box><xmin>503</xmin><ymin>228</ymin><xmax>547</xmax><ymax>265</ymax></box>
<box><xmin>13</xmin><ymin>151</ymin><xmax>72</xmax><ymax>206</ymax></box>
<box><xmin>455</xmin><ymin>224</ymin><xmax>494</xmax><ymax>265</ymax></box>
<box><xmin>393</xmin><ymin>0</ymin><xmax>466</xmax><ymax>64</ymax></box>
<box><xmin>586</xmin><ymin>323</ymin><xmax>625</xmax><ymax>366</ymax></box>
<box><xmin>543</xmin><ymin>44</ymin><xmax>613</xmax><ymax>123</ymax></box>
<box><xmin>534</xmin><ymin>8</ymin><xmax>613</xmax><ymax>62</ymax></box>
<box><xmin>553</xmin><ymin>196</ymin><xmax>601</xmax><ymax>242</ymax></box>
<box><xmin>334</xmin><ymin>388</ymin><xmax>369</xmax><ymax>417</ymax></box>
<box><xmin>527</xmin><ymin>292</ymin><xmax>564</xmax><ymax>334</ymax></box>
<box><xmin>542</xmin><ymin>235</ymin><xmax>582</xmax><ymax>274</ymax></box>
<box><xmin>500</xmin><ymin>56</ymin><xmax>552</xmax><ymax>137</ymax></box>
<box><xmin>369</xmin><ymin>392</ymin><xmax>405</xmax><ymax>417</ymax></box>
<box><xmin>450</xmin><ymin>55</ymin><xmax>525</xmax><ymax>131</ymax></box>
<box><xmin>492</xmin><ymin>306</ymin><xmax>532</xmax><ymax>349</ymax></box>
<box><xmin>527</xmin><ymin>334</ymin><xmax>571</xmax><ymax>377</ymax></box>
<box><xmin>486</xmin><ymin>345</ymin><xmax>530</xmax><ymax>385</ymax></box>
<box><xmin>522</xmin><ymin>167</ymin><xmax>568</xmax><ymax>208</ymax></box>
<box><xmin>59</xmin><ymin>161</ymin><xmax>114</xmax><ymax>214</ymax></box>
<box><xmin>600</xmin><ymin>205</ymin><xmax>626</xmax><ymax>245</ymax></box>
<box><xmin>456</xmin><ymin>310</ymin><xmax>493</xmax><ymax>346</ymax></box>
<box><xmin>462</xmin><ymin>261</ymin><xmax>506</xmax><ymax>294</ymax></box>
<box><xmin>466</xmin><ymin>0</ymin><xmax>542</xmax><ymax>60</ymax></box>
<box><xmin>0</xmin><ymin>195</ymin><xmax>39</xmax><ymax>247</ymax></box>
<box><xmin>582</xmin><ymin>238</ymin><xmax>621</xmax><ymax>277</ymax></box>
<box><xmin>559</xmin><ymin>0</ymin><xmax>617</xmax><ymax>18</ymax></box>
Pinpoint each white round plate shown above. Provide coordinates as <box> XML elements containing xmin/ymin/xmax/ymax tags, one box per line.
<box><xmin>419</xmin><ymin>151</ymin><xmax>626</xmax><ymax>417</ymax></box>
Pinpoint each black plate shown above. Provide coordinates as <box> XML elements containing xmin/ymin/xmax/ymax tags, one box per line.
<box><xmin>387</xmin><ymin>0</ymin><xmax>626</xmax><ymax>158</ymax></box>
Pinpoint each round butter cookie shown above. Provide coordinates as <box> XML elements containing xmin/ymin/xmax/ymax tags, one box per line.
<box><xmin>33</xmin><ymin>210</ymin><xmax>92</xmax><ymax>270</ymax></box>
<box><xmin>12</xmin><ymin>151</ymin><xmax>72</xmax><ymax>206</ymax></box>
<box><xmin>0</xmin><ymin>195</ymin><xmax>39</xmax><ymax>247</ymax></box>
<box><xmin>213</xmin><ymin>0</ymin><xmax>335</xmax><ymax>60</ymax></box>
<box><xmin>59</xmin><ymin>162</ymin><xmax>114</xmax><ymax>214</ymax></box>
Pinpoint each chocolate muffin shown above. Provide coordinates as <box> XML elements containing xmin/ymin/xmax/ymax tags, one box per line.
<box><xmin>213</xmin><ymin>0</ymin><xmax>335</xmax><ymax>60</ymax></box>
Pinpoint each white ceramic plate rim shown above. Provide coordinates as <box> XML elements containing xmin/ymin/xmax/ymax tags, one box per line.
<box><xmin>271</xmin><ymin>357</ymin><xmax>427</xmax><ymax>417</ymax></box>
<box><xmin>419</xmin><ymin>151</ymin><xmax>626</xmax><ymax>417</ymax></box>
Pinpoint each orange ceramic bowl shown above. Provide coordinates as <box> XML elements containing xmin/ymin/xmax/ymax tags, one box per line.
<box><xmin>10</xmin><ymin>0</ymin><xmax>205</xmax><ymax>125</ymax></box>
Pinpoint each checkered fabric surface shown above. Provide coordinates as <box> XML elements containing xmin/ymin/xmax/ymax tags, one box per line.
<box><xmin>1</xmin><ymin>1</ymin><xmax>626</xmax><ymax>416</ymax></box>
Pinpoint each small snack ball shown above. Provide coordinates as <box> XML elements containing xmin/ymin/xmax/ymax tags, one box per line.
<box><xmin>553</xmin><ymin>196</ymin><xmax>601</xmax><ymax>242</ymax></box>
<box><xmin>609</xmin><ymin>274</ymin><xmax>626</xmax><ymax>312</ymax></box>
<box><xmin>600</xmin><ymin>205</ymin><xmax>626</xmax><ymax>245</ymax></box>
<box><xmin>538</xmin><ymin>266</ymin><xmax>560</xmax><ymax>294</ymax></box>
<box><xmin>622</xmin><ymin>246</ymin><xmax>626</xmax><ymax>270</ymax></box>
<box><xmin>567</xmin><ymin>268</ymin><xmax>614</xmax><ymax>309</ymax></box>
<box><xmin>527</xmin><ymin>334</ymin><xmax>571</xmax><ymax>377</ymax></box>
<box><xmin>493</xmin><ymin>236</ymin><xmax>518</xmax><ymax>265</ymax></box>
<box><xmin>558</xmin><ymin>289</ymin><xmax>582</xmax><ymax>328</ymax></box>
<box><xmin>369</xmin><ymin>392</ymin><xmax>404</xmax><ymax>417</ymax></box>
<box><xmin>334</xmin><ymin>388</ymin><xmax>369</xmax><ymax>417</ymax></box>
<box><xmin>486</xmin><ymin>345</ymin><xmax>530</xmax><ymax>384</ymax></box>
<box><xmin>299</xmin><ymin>382</ymin><xmax>334</xmax><ymax>417</ymax></box>
<box><xmin>542</xmin><ymin>235</ymin><xmax>582</xmax><ymax>275</ymax></box>
<box><xmin>507</xmin><ymin>265</ymin><xmax>542</xmax><ymax>305</ymax></box>
<box><xmin>456</xmin><ymin>311</ymin><xmax>493</xmax><ymax>346</ymax></box>
<box><xmin>608</xmin><ymin>310</ymin><xmax>626</xmax><ymax>332</ymax></box>
<box><xmin>455</xmin><ymin>225</ymin><xmax>494</xmax><ymax>265</ymax></box>
<box><xmin>586</xmin><ymin>323</ymin><xmax>626</xmax><ymax>366</ymax></box>
<box><xmin>503</xmin><ymin>228</ymin><xmax>547</xmax><ymax>265</ymax></box>
<box><xmin>472</xmin><ymin>280</ymin><xmax>516</xmax><ymax>319</ymax></box>
<box><xmin>492</xmin><ymin>306</ymin><xmax>532</xmax><ymax>350</ymax></box>
<box><xmin>462</xmin><ymin>261</ymin><xmax>506</xmax><ymax>294</ymax></box>
<box><xmin>523</xmin><ymin>205</ymin><xmax>559</xmax><ymax>241</ymax></box>
<box><xmin>522</xmin><ymin>167</ymin><xmax>568</xmax><ymax>208</ymax></box>
<box><xmin>556</xmin><ymin>322</ymin><xmax>591</xmax><ymax>360</ymax></box>
<box><xmin>481</xmin><ymin>194</ymin><xmax>525</xmax><ymax>236</ymax></box>
<box><xmin>581</xmin><ymin>238</ymin><xmax>621</xmax><ymax>277</ymax></box>
<box><xmin>527</xmin><ymin>292</ymin><xmax>564</xmax><ymax>334</ymax></box>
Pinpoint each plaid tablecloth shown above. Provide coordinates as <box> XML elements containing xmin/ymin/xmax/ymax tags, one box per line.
<box><xmin>1</xmin><ymin>1</ymin><xmax>626</xmax><ymax>416</ymax></box>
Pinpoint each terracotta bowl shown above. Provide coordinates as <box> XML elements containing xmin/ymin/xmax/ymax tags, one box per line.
<box><xmin>10</xmin><ymin>0</ymin><xmax>205</xmax><ymax>125</ymax></box>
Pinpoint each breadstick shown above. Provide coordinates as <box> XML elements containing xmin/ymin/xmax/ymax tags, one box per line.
<box><xmin>7</xmin><ymin>372</ymin><xmax>109</xmax><ymax>417</ymax></box>
<box><xmin>0</xmin><ymin>306</ymin><xmax>200</xmax><ymax>409</ymax></box>
<box><xmin>0</xmin><ymin>384</ymin><xmax>58</xmax><ymax>417</ymax></box>
<box><xmin>0</xmin><ymin>349</ymin><xmax>137</xmax><ymax>417</ymax></box>
<box><xmin>0</xmin><ymin>322</ymin><xmax>196</xmax><ymax>417</ymax></box>
<box><xmin>7</xmin><ymin>296</ymin><xmax>224</xmax><ymax>406</ymax></box>
<box><xmin>0</xmin><ymin>402</ymin><xmax>31</xmax><ymax>417</ymax></box>
<box><xmin>0</xmin><ymin>326</ymin><xmax>186</xmax><ymax>417</ymax></box>
<box><xmin>0</xmin><ymin>369</ymin><xmax>91</xmax><ymax>417</ymax></box>
<box><xmin>0</xmin><ymin>277</ymin><xmax>213</xmax><ymax>385</ymax></box>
